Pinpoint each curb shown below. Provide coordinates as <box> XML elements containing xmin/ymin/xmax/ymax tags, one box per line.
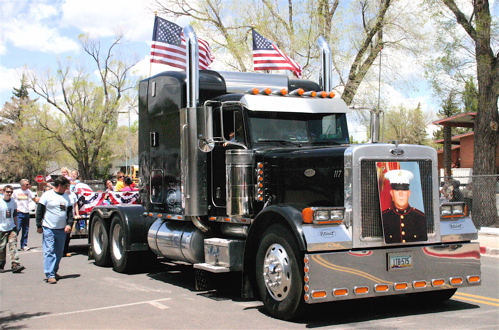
<box><xmin>478</xmin><ymin>227</ymin><xmax>499</xmax><ymax>257</ymax></box>
<box><xmin>480</xmin><ymin>246</ymin><xmax>499</xmax><ymax>256</ymax></box>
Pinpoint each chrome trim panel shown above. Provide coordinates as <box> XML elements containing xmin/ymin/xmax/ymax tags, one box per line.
<box><xmin>304</xmin><ymin>242</ymin><xmax>481</xmax><ymax>304</ymax></box>
<box><xmin>180</xmin><ymin>107</ymin><xmax>207</xmax><ymax>216</ymax></box>
<box><xmin>440</xmin><ymin>217</ymin><xmax>478</xmax><ymax>242</ymax></box>
<box><xmin>302</xmin><ymin>224</ymin><xmax>353</xmax><ymax>251</ymax></box>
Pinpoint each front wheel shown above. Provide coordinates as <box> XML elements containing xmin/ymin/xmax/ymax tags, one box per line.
<box><xmin>91</xmin><ymin>215</ymin><xmax>111</xmax><ymax>267</ymax></box>
<box><xmin>255</xmin><ymin>224</ymin><xmax>305</xmax><ymax>320</ymax></box>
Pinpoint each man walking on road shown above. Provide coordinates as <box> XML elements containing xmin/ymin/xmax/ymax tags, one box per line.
<box><xmin>12</xmin><ymin>179</ymin><xmax>38</xmax><ymax>251</ymax></box>
<box><xmin>36</xmin><ymin>176</ymin><xmax>74</xmax><ymax>284</ymax></box>
<box><xmin>0</xmin><ymin>185</ymin><xmax>26</xmax><ymax>273</ymax></box>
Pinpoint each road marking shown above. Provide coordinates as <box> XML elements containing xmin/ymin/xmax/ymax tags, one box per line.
<box><xmin>454</xmin><ymin>292</ymin><xmax>499</xmax><ymax>307</ymax></box>
<box><xmin>148</xmin><ymin>301</ymin><xmax>169</xmax><ymax>309</ymax></box>
<box><xmin>31</xmin><ymin>298</ymin><xmax>172</xmax><ymax>320</ymax></box>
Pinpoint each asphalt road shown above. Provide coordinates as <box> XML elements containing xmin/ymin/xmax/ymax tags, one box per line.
<box><xmin>1</xmin><ymin>218</ymin><xmax>498</xmax><ymax>329</ymax></box>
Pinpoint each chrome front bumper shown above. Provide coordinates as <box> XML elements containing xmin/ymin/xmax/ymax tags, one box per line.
<box><xmin>304</xmin><ymin>242</ymin><xmax>481</xmax><ymax>304</ymax></box>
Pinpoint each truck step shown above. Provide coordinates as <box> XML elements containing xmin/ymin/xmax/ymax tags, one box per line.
<box><xmin>194</xmin><ymin>263</ymin><xmax>231</xmax><ymax>273</ymax></box>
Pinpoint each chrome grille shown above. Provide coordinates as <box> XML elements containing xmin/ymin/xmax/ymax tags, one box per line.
<box><xmin>360</xmin><ymin>160</ymin><xmax>434</xmax><ymax>239</ymax></box>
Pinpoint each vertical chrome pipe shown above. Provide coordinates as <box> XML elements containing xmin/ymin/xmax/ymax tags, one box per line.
<box><xmin>317</xmin><ymin>36</ymin><xmax>332</xmax><ymax>92</ymax></box>
<box><xmin>184</xmin><ymin>25</ymin><xmax>199</xmax><ymax>108</ymax></box>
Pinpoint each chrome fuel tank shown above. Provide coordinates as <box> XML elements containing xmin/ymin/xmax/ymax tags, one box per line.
<box><xmin>147</xmin><ymin>219</ymin><xmax>207</xmax><ymax>264</ymax></box>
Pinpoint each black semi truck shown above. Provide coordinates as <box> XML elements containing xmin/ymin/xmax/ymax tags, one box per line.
<box><xmin>87</xmin><ymin>26</ymin><xmax>481</xmax><ymax>320</ymax></box>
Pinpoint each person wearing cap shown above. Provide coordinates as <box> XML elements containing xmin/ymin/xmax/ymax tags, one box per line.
<box><xmin>381</xmin><ymin>169</ymin><xmax>427</xmax><ymax>244</ymax></box>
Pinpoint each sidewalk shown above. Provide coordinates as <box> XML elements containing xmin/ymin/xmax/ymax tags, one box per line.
<box><xmin>476</xmin><ymin>227</ymin><xmax>499</xmax><ymax>257</ymax></box>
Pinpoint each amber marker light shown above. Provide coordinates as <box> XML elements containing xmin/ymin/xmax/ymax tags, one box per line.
<box><xmin>311</xmin><ymin>291</ymin><xmax>327</xmax><ymax>298</ymax></box>
<box><xmin>272</xmin><ymin>88</ymin><xmax>288</xmax><ymax>96</ymax></box>
<box><xmin>304</xmin><ymin>294</ymin><xmax>310</xmax><ymax>302</ymax></box>
<box><xmin>450</xmin><ymin>277</ymin><xmax>463</xmax><ymax>285</ymax></box>
<box><xmin>329</xmin><ymin>91</ymin><xmax>336</xmax><ymax>98</ymax></box>
<box><xmin>394</xmin><ymin>283</ymin><xmax>408</xmax><ymax>290</ymax></box>
<box><xmin>333</xmin><ymin>288</ymin><xmax>348</xmax><ymax>296</ymax></box>
<box><xmin>303</xmin><ymin>257</ymin><xmax>309</xmax><ymax>264</ymax></box>
<box><xmin>289</xmin><ymin>88</ymin><xmax>305</xmax><ymax>96</ymax></box>
<box><xmin>304</xmin><ymin>91</ymin><xmax>317</xmax><ymax>97</ymax></box>
<box><xmin>304</xmin><ymin>284</ymin><xmax>309</xmax><ymax>292</ymax></box>
<box><xmin>413</xmin><ymin>280</ymin><xmax>427</xmax><ymax>288</ymax></box>
<box><xmin>318</xmin><ymin>91</ymin><xmax>328</xmax><ymax>98</ymax></box>
<box><xmin>467</xmin><ymin>275</ymin><xmax>480</xmax><ymax>283</ymax></box>
<box><xmin>374</xmin><ymin>284</ymin><xmax>389</xmax><ymax>292</ymax></box>
<box><xmin>304</xmin><ymin>266</ymin><xmax>309</xmax><ymax>273</ymax></box>
<box><xmin>354</xmin><ymin>286</ymin><xmax>369</xmax><ymax>294</ymax></box>
<box><xmin>302</xmin><ymin>207</ymin><xmax>314</xmax><ymax>224</ymax></box>
<box><xmin>259</xmin><ymin>88</ymin><xmax>272</xmax><ymax>95</ymax></box>
<box><xmin>432</xmin><ymin>279</ymin><xmax>445</xmax><ymax>286</ymax></box>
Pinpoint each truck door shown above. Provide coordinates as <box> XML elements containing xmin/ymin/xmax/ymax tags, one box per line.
<box><xmin>210</xmin><ymin>107</ymin><xmax>246</xmax><ymax>209</ymax></box>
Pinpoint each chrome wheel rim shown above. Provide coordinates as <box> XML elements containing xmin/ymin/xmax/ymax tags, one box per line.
<box><xmin>262</xmin><ymin>243</ymin><xmax>292</xmax><ymax>301</ymax></box>
<box><xmin>111</xmin><ymin>223</ymin><xmax>124</xmax><ymax>261</ymax></box>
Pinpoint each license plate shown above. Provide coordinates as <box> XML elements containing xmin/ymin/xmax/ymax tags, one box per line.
<box><xmin>388</xmin><ymin>252</ymin><xmax>413</xmax><ymax>271</ymax></box>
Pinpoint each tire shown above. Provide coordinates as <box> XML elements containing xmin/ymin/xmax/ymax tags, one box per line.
<box><xmin>110</xmin><ymin>216</ymin><xmax>139</xmax><ymax>273</ymax></box>
<box><xmin>91</xmin><ymin>215</ymin><xmax>111</xmax><ymax>267</ymax></box>
<box><xmin>255</xmin><ymin>224</ymin><xmax>306</xmax><ymax>321</ymax></box>
<box><xmin>406</xmin><ymin>288</ymin><xmax>457</xmax><ymax>304</ymax></box>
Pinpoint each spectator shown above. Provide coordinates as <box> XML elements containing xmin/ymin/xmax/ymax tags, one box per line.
<box><xmin>63</xmin><ymin>184</ymin><xmax>80</xmax><ymax>257</ymax></box>
<box><xmin>0</xmin><ymin>187</ymin><xmax>4</xmax><ymax>197</ymax></box>
<box><xmin>0</xmin><ymin>185</ymin><xmax>25</xmax><ymax>273</ymax></box>
<box><xmin>114</xmin><ymin>172</ymin><xmax>125</xmax><ymax>192</ymax></box>
<box><xmin>104</xmin><ymin>179</ymin><xmax>114</xmax><ymax>192</ymax></box>
<box><xmin>12</xmin><ymin>179</ymin><xmax>38</xmax><ymax>251</ymax></box>
<box><xmin>120</xmin><ymin>177</ymin><xmax>136</xmax><ymax>191</ymax></box>
<box><xmin>449</xmin><ymin>180</ymin><xmax>464</xmax><ymax>202</ymax></box>
<box><xmin>36</xmin><ymin>176</ymin><xmax>74</xmax><ymax>284</ymax></box>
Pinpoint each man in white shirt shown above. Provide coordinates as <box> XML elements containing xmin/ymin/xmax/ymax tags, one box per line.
<box><xmin>0</xmin><ymin>185</ymin><xmax>25</xmax><ymax>273</ymax></box>
<box><xmin>12</xmin><ymin>179</ymin><xmax>38</xmax><ymax>251</ymax></box>
<box><xmin>36</xmin><ymin>176</ymin><xmax>73</xmax><ymax>284</ymax></box>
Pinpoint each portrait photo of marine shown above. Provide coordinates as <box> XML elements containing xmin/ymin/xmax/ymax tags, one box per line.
<box><xmin>379</xmin><ymin>168</ymin><xmax>428</xmax><ymax>244</ymax></box>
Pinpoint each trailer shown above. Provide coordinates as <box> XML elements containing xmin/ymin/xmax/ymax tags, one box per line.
<box><xmin>87</xmin><ymin>26</ymin><xmax>481</xmax><ymax>320</ymax></box>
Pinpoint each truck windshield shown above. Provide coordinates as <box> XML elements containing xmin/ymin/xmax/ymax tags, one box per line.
<box><xmin>248</xmin><ymin>111</ymin><xmax>349</xmax><ymax>145</ymax></box>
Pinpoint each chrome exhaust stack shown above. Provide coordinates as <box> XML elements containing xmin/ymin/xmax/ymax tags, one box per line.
<box><xmin>318</xmin><ymin>36</ymin><xmax>332</xmax><ymax>92</ymax></box>
<box><xmin>181</xmin><ymin>25</ymin><xmax>207</xmax><ymax>216</ymax></box>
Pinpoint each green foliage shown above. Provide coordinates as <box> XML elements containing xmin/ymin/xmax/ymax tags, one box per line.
<box><xmin>383</xmin><ymin>103</ymin><xmax>430</xmax><ymax>145</ymax></box>
<box><xmin>0</xmin><ymin>79</ymin><xmax>57</xmax><ymax>182</ymax></box>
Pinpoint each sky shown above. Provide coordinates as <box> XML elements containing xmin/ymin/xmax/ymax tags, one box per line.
<box><xmin>2</xmin><ymin>0</ymin><xmax>495</xmax><ymax>141</ymax></box>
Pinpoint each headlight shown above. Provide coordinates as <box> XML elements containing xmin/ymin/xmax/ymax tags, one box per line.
<box><xmin>302</xmin><ymin>207</ymin><xmax>345</xmax><ymax>224</ymax></box>
<box><xmin>440</xmin><ymin>202</ymin><xmax>466</xmax><ymax>218</ymax></box>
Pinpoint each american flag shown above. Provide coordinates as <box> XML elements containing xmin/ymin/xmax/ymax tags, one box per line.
<box><xmin>150</xmin><ymin>16</ymin><xmax>214</xmax><ymax>70</ymax></box>
<box><xmin>252</xmin><ymin>29</ymin><xmax>302</xmax><ymax>78</ymax></box>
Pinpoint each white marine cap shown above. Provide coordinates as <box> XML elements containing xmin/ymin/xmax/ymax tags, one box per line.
<box><xmin>385</xmin><ymin>169</ymin><xmax>414</xmax><ymax>190</ymax></box>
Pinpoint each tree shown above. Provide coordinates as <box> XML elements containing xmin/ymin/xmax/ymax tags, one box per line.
<box><xmin>439</xmin><ymin>0</ymin><xmax>499</xmax><ymax>227</ymax></box>
<box><xmin>27</xmin><ymin>33</ymin><xmax>138</xmax><ymax>179</ymax></box>
<box><xmin>0</xmin><ymin>77</ymin><xmax>55</xmax><ymax>182</ymax></box>
<box><xmin>383</xmin><ymin>103</ymin><xmax>431</xmax><ymax>145</ymax></box>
